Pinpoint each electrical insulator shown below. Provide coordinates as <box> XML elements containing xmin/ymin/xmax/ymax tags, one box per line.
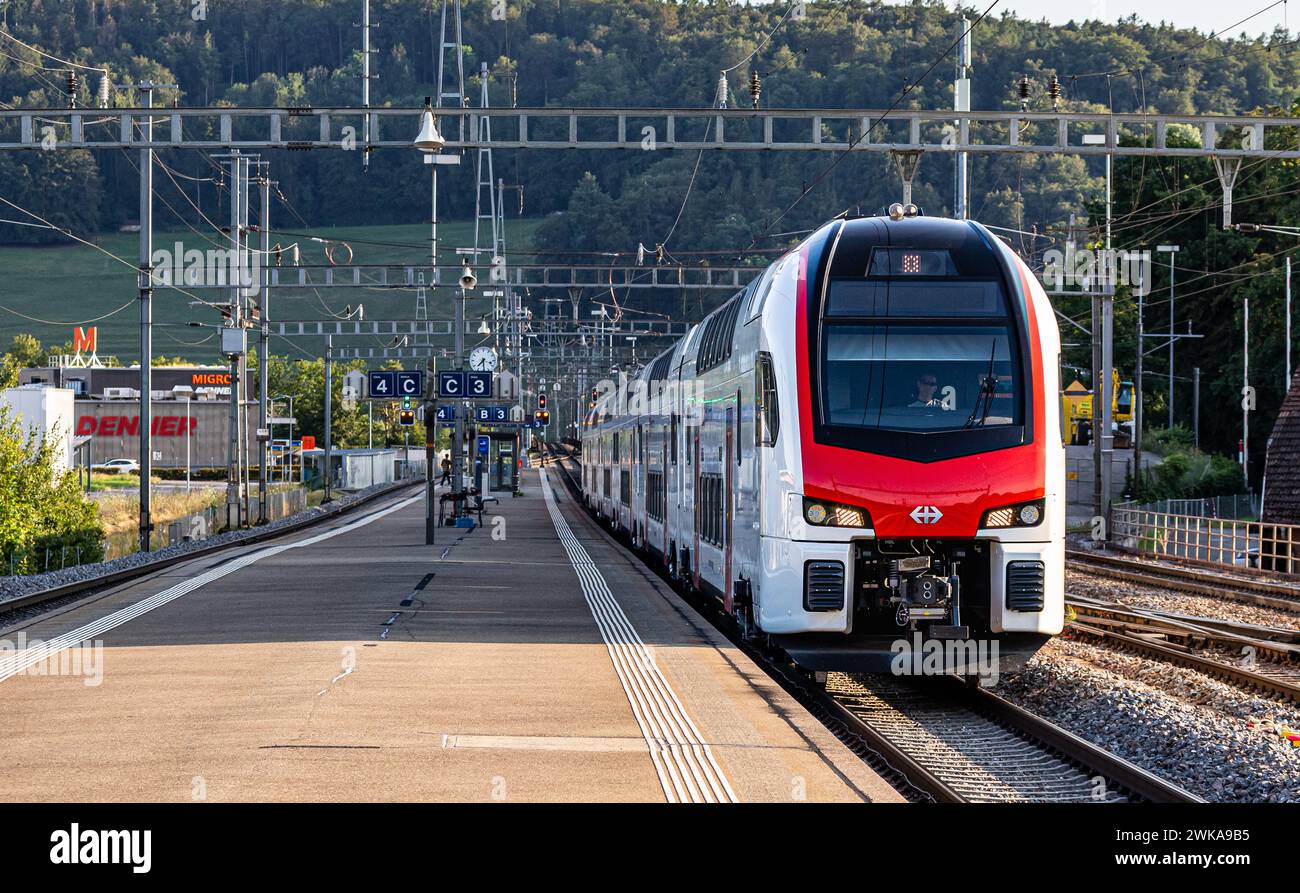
<box><xmin>1016</xmin><ymin>74</ymin><xmax>1031</xmax><ymax>112</ymax></box>
<box><xmin>715</xmin><ymin>71</ymin><xmax>729</xmax><ymax>109</ymax></box>
<box><xmin>66</xmin><ymin>71</ymin><xmax>78</xmax><ymax>107</ymax></box>
<box><xmin>1047</xmin><ymin>74</ymin><xmax>1061</xmax><ymax>111</ymax></box>
<box><xmin>749</xmin><ymin>70</ymin><xmax>761</xmax><ymax>109</ymax></box>
<box><xmin>97</xmin><ymin>72</ymin><xmax>110</xmax><ymax>108</ymax></box>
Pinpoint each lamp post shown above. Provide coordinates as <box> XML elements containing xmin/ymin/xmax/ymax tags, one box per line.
<box><xmin>415</xmin><ymin>99</ymin><xmax>446</xmax><ymax>544</ymax></box>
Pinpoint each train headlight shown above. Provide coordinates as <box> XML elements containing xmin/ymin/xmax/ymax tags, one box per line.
<box><xmin>804</xmin><ymin>497</ymin><xmax>869</xmax><ymax>528</ymax></box>
<box><xmin>984</xmin><ymin>507</ymin><xmax>1016</xmax><ymax>528</ymax></box>
<box><xmin>981</xmin><ymin>499</ymin><xmax>1045</xmax><ymax>529</ymax></box>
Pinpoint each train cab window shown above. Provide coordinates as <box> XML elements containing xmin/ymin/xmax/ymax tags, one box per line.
<box><xmin>744</xmin><ymin>263</ymin><xmax>777</xmax><ymax>323</ymax></box>
<box><xmin>823</xmin><ymin>325</ymin><xmax>1020</xmax><ymax>432</ymax></box>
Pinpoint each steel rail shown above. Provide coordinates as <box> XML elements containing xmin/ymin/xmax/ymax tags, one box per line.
<box><xmin>1066</xmin><ymin>619</ymin><xmax>1300</xmax><ymax>704</ymax></box>
<box><xmin>1068</xmin><ymin>549</ymin><xmax>1300</xmax><ymax>613</ymax></box>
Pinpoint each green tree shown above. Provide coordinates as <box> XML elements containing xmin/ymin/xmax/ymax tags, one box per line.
<box><xmin>0</xmin><ymin>406</ymin><xmax>103</xmax><ymax>574</ymax></box>
<box><xmin>0</xmin><ymin>333</ymin><xmax>45</xmax><ymax>388</ymax></box>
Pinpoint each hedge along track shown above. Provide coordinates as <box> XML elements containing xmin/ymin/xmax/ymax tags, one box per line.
<box><xmin>1067</xmin><ymin>549</ymin><xmax>1300</xmax><ymax>613</ymax></box>
<box><xmin>546</xmin><ymin>447</ymin><xmax>1199</xmax><ymax>803</ymax></box>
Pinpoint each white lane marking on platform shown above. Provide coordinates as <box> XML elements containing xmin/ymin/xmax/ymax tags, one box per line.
<box><xmin>539</xmin><ymin>469</ymin><xmax>737</xmax><ymax>804</ymax></box>
<box><xmin>442</xmin><ymin>734</ymin><xmax>650</xmax><ymax>753</ymax></box>
<box><xmin>0</xmin><ymin>495</ymin><xmax>421</xmax><ymax>685</ymax></box>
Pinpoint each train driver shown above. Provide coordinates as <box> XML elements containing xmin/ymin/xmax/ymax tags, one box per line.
<box><xmin>908</xmin><ymin>373</ymin><xmax>947</xmax><ymax>408</ymax></box>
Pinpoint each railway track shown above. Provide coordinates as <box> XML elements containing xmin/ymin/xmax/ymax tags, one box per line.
<box><xmin>1067</xmin><ymin>549</ymin><xmax>1300</xmax><ymax>613</ymax></box>
<box><xmin>0</xmin><ymin>479</ymin><xmax>423</xmax><ymax>618</ymax></box>
<box><xmin>545</xmin><ymin>447</ymin><xmax>1200</xmax><ymax>803</ymax></box>
<box><xmin>824</xmin><ymin>673</ymin><xmax>1198</xmax><ymax>802</ymax></box>
<box><xmin>1065</xmin><ymin>598</ymin><xmax>1300</xmax><ymax>704</ymax></box>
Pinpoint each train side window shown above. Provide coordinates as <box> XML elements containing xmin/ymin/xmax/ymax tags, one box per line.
<box><xmin>735</xmin><ymin>392</ymin><xmax>742</xmax><ymax>465</ymax></box>
<box><xmin>613</xmin><ymin>432</ymin><xmax>620</xmax><ymax>462</ymax></box>
<box><xmin>756</xmin><ymin>351</ymin><xmax>779</xmax><ymax>446</ymax></box>
<box><xmin>670</xmin><ymin>413</ymin><xmax>678</xmax><ymax>464</ymax></box>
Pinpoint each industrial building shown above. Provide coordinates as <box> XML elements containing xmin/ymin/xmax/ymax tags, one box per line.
<box><xmin>10</xmin><ymin>365</ymin><xmax>258</xmax><ymax>470</ymax></box>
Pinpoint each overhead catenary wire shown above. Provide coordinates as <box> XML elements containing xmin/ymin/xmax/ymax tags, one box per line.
<box><xmin>0</xmin><ymin>193</ymin><xmax>222</xmax><ymax>312</ymax></box>
<box><xmin>732</xmin><ymin>0</ymin><xmax>1002</xmax><ymax>261</ymax></box>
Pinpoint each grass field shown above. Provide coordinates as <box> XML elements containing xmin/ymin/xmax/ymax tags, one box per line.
<box><xmin>0</xmin><ymin>219</ymin><xmax>542</xmax><ymax>364</ymax></box>
<box><xmin>88</xmin><ymin>471</ymin><xmax>163</xmax><ymax>492</ymax></box>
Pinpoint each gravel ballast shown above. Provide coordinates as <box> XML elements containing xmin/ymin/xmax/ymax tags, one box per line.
<box><xmin>1067</xmin><ymin>569</ymin><xmax>1300</xmax><ymax>629</ymax></box>
<box><xmin>999</xmin><ymin>636</ymin><xmax>1300</xmax><ymax>802</ymax></box>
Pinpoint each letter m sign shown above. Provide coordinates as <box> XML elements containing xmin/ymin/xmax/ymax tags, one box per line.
<box><xmin>73</xmin><ymin>326</ymin><xmax>97</xmax><ymax>355</ymax></box>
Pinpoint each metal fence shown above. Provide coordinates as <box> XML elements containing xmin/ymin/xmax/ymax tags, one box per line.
<box><xmin>1112</xmin><ymin>501</ymin><xmax>1300</xmax><ymax>573</ymax></box>
<box><xmin>1127</xmin><ymin>494</ymin><xmax>1259</xmax><ymax>520</ymax></box>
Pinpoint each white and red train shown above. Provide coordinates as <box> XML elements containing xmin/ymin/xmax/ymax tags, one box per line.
<box><xmin>579</xmin><ymin>210</ymin><xmax>1064</xmax><ymax>671</ymax></box>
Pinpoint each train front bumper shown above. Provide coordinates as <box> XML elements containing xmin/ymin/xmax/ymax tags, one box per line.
<box><xmin>754</xmin><ymin>534</ymin><xmax>1064</xmax><ymax>637</ymax></box>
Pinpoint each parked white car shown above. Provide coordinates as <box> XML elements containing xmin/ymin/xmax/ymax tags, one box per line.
<box><xmin>92</xmin><ymin>458</ymin><xmax>141</xmax><ymax>474</ymax></box>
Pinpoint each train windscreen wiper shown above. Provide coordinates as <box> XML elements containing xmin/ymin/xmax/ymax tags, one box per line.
<box><xmin>964</xmin><ymin>341</ymin><xmax>998</xmax><ymax>428</ymax></box>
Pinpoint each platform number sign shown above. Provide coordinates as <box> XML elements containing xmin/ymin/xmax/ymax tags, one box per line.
<box><xmin>475</xmin><ymin>405</ymin><xmax>510</xmax><ymax>424</ymax></box>
<box><xmin>466</xmin><ymin>371</ymin><xmax>492</xmax><ymax>398</ymax></box>
<box><xmin>437</xmin><ymin>371</ymin><xmax>465</xmax><ymax>398</ymax></box>
<box><xmin>435</xmin><ymin>405</ymin><xmax>455</xmax><ymax>422</ymax></box>
<box><xmin>396</xmin><ymin>371</ymin><xmax>424</xmax><ymax>398</ymax></box>
<box><xmin>367</xmin><ymin>371</ymin><xmax>396</xmax><ymax>399</ymax></box>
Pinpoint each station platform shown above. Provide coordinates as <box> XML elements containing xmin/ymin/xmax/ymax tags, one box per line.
<box><xmin>0</xmin><ymin>469</ymin><xmax>902</xmax><ymax>803</ymax></box>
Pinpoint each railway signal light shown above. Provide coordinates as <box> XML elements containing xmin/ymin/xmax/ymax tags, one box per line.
<box><xmin>399</xmin><ymin>408</ymin><xmax>415</xmax><ymax>427</ymax></box>
<box><xmin>537</xmin><ymin>393</ymin><xmax>547</xmax><ymax>411</ymax></box>
<box><xmin>402</xmin><ymin>395</ymin><xmax>412</xmax><ymax>410</ymax></box>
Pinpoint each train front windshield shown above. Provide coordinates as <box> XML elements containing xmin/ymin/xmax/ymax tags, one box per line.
<box><xmin>823</xmin><ymin>324</ymin><xmax>1019</xmax><ymax>431</ymax></box>
<box><xmin>818</xmin><ymin>249</ymin><xmax>1024</xmax><ymax>437</ymax></box>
